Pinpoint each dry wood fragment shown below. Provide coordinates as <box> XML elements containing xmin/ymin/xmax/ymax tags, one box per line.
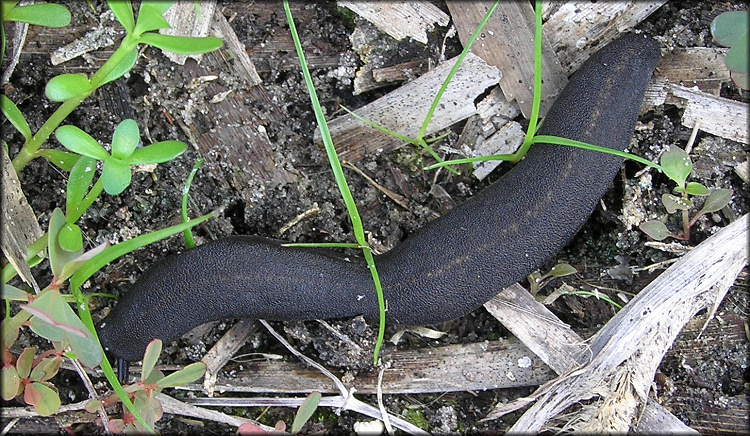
<box><xmin>338</xmin><ymin>1</ymin><xmax>449</xmax><ymax>44</ymax></box>
<box><xmin>471</xmin><ymin>121</ymin><xmax>524</xmax><ymax>180</ymax></box>
<box><xmin>320</xmin><ymin>52</ymin><xmax>501</xmax><ymax>162</ymax></box>
<box><xmin>371</xmin><ymin>59</ymin><xmax>430</xmax><ymax>84</ymax></box>
<box><xmin>483</xmin><ymin>284</ymin><xmax>696</xmax><ymax>434</ymax></box>
<box><xmin>178</xmin><ymin>337</ymin><xmax>556</xmax><ymax>395</ymax></box>
<box><xmin>543</xmin><ymin>1</ymin><xmax>667</xmax><ymax>74</ymax></box>
<box><xmin>446</xmin><ymin>1</ymin><xmax>567</xmax><ymax>118</ymax></box>
<box><xmin>210</xmin><ymin>7</ymin><xmax>262</xmax><ymax>86</ymax></box>
<box><xmin>201</xmin><ymin>319</ymin><xmax>257</xmax><ymax>396</ymax></box>
<box><xmin>485</xmin><ymin>214</ymin><xmax>748</xmax><ymax>432</ymax></box>
<box><xmin>663</xmin><ymin>83</ymin><xmax>749</xmax><ymax>145</ymax></box>
<box><xmin>657</xmin><ymin>47</ymin><xmax>731</xmax><ymax>95</ymax></box>
<box><xmin>1</xmin><ymin>148</ymin><xmax>42</xmax><ymax>291</ymax></box>
<box><xmin>160</xmin><ymin>1</ymin><xmax>217</xmax><ymax>65</ymax></box>
<box><xmin>165</xmin><ymin>53</ymin><xmax>295</xmax><ymax>204</ymax></box>
<box><xmin>157</xmin><ymin>393</ymin><xmax>273</xmax><ymax>431</ymax></box>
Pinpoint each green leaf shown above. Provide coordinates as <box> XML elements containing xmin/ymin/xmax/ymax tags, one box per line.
<box><xmin>45</xmin><ymin>73</ymin><xmax>92</xmax><ymax>102</ymax></box>
<box><xmin>684</xmin><ymin>182</ymin><xmax>710</xmax><ymax>196</ymax></box>
<box><xmin>1</xmin><ymin>366</ymin><xmax>20</xmax><ymax>401</ymax></box>
<box><xmin>547</xmin><ymin>263</ymin><xmax>577</xmax><ymax>278</ymax></box>
<box><xmin>711</xmin><ymin>11</ymin><xmax>749</xmax><ymax>47</ymax></box>
<box><xmin>101</xmin><ymin>48</ymin><xmax>138</xmax><ymax>85</ymax></box>
<box><xmin>662</xmin><ymin>193</ymin><xmax>692</xmax><ymax>214</ymax></box>
<box><xmin>140</xmin><ymin>0</ymin><xmax>175</xmax><ymax>17</ymax></box>
<box><xmin>726</xmin><ymin>33</ymin><xmax>748</xmax><ymax>73</ymax></box>
<box><xmin>25</xmin><ymin>293</ymin><xmax>87</xmax><ymax>339</ymax></box>
<box><xmin>58</xmin><ymin>242</ymin><xmax>108</xmax><ymax>283</ymax></box>
<box><xmin>107</xmin><ymin>0</ymin><xmax>135</xmax><ymax>34</ymax></box>
<box><xmin>55</xmin><ymin>126</ymin><xmax>109</xmax><ymax>161</ymax></box>
<box><xmin>36</xmin><ymin>149</ymin><xmax>81</xmax><ymax>172</ymax></box>
<box><xmin>128</xmin><ymin>140</ymin><xmax>186</xmax><ymax>164</ymax></box>
<box><xmin>112</xmin><ymin>119</ymin><xmax>140</xmax><ymax>159</ymax></box>
<box><xmin>291</xmin><ymin>391</ymin><xmax>321</xmax><ymax>434</ymax></box>
<box><xmin>138</xmin><ymin>33</ymin><xmax>223</xmax><ymax>55</ymax></box>
<box><xmin>30</xmin><ymin>357</ymin><xmax>61</xmax><ymax>382</ymax></box>
<box><xmin>639</xmin><ymin>220</ymin><xmax>671</xmax><ymax>241</ymax></box>
<box><xmin>141</xmin><ymin>339</ymin><xmax>161</xmax><ymax>383</ymax></box>
<box><xmin>2</xmin><ymin>314</ymin><xmax>25</xmax><ymax>349</ymax></box>
<box><xmin>155</xmin><ymin>362</ymin><xmax>206</xmax><ymax>388</ymax></box>
<box><xmin>112</xmin><ymin>119</ymin><xmax>141</xmax><ymax>160</ymax></box>
<box><xmin>731</xmin><ymin>71</ymin><xmax>750</xmax><ymax>90</ymax></box>
<box><xmin>24</xmin><ymin>291</ymin><xmax>103</xmax><ymax>368</ymax></box>
<box><xmin>1</xmin><ymin>283</ymin><xmax>28</xmax><ymax>300</ymax></box>
<box><xmin>16</xmin><ymin>347</ymin><xmax>36</xmax><ymax>379</ymax></box>
<box><xmin>26</xmin><ymin>382</ymin><xmax>61</xmax><ymax>416</ymax></box>
<box><xmin>67</xmin><ymin>156</ymin><xmax>97</xmax><ymax>211</ymax></box>
<box><xmin>48</xmin><ymin>208</ymin><xmax>82</xmax><ymax>279</ymax></box>
<box><xmin>660</xmin><ymin>146</ymin><xmax>692</xmax><ymax>189</ymax></box>
<box><xmin>3</xmin><ymin>3</ymin><xmax>70</xmax><ymax>27</ymax></box>
<box><xmin>0</xmin><ymin>95</ymin><xmax>31</xmax><ymax>140</ymax></box>
<box><xmin>101</xmin><ymin>159</ymin><xmax>132</xmax><ymax>195</ymax></box>
<box><xmin>699</xmin><ymin>188</ymin><xmax>733</xmax><ymax>214</ymax></box>
<box><xmin>58</xmin><ymin>223</ymin><xmax>83</xmax><ymax>252</ymax></box>
<box><xmin>133</xmin><ymin>3</ymin><xmax>171</xmax><ymax>36</ymax></box>
<box><xmin>143</xmin><ymin>368</ymin><xmax>164</xmax><ymax>386</ymax></box>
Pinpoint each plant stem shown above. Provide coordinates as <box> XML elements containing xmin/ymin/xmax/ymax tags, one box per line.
<box><xmin>11</xmin><ymin>36</ymin><xmax>138</xmax><ymax>173</ymax></box>
<box><xmin>69</xmin><ymin>178</ymin><xmax>104</xmax><ymax>224</ymax></box>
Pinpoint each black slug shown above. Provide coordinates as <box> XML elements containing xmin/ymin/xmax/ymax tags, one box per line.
<box><xmin>98</xmin><ymin>34</ymin><xmax>660</xmax><ymax>362</ymax></box>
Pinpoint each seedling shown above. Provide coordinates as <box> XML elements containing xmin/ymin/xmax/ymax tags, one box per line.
<box><xmin>639</xmin><ymin>146</ymin><xmax>732</xmax><ymax>241</ymax></box>
<box><xmin>2</xmin><ymin>0</ymin><xmax>221</xmax><ymax>429</ymax></box>
<box><xmin>528</xmin><ymin>263</ymin><xmax>577</xmax><ymax>297</ymax></box>
<box><xmin>87</xmin><ymin>339</ymin><xmax>206</xmax><ymax>433</ymax></box>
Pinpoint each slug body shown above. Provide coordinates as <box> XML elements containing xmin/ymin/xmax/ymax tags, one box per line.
<box><xmin>99</xmin><ymin>34</ymin><xmax>660</xmax><ymax>361</ymax></box>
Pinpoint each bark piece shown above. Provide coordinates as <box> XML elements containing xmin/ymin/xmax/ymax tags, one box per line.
<box><xmin>1</xmin><ymin>148</ymin><xmax>43</xmax><ymax>291</ymax></box>
<box><xmin>664</xmin><ymin>83</ymin><xmax>749</xmax><ymax>144</ymax></box>
<box><xmin>338</xmin><ymin>1</ymin><xmax>449</xmax><ymax>44</ymax></box>
<box><xmin>657</xmin><ymin>47</ymin><xmax>731</xmax><ymax>95</ymax></box>
<box><xmin>544</xmin><ymin>1</ymin><xmax>667</xmax><ymax>74</ymax></box>
<box><xmin>446</xmin><ymin>1</ymin><xmax>568</xmax><ymax>118</ymax></box>
<box><xmin>178</xmin><ymin>337</ymin><xmax>556</xmax><ymax>395</ymax></box>
<box><xmin>319</xmin><ymin>52</ymin><xmax>501</xmax><ymax>162</ymax></box>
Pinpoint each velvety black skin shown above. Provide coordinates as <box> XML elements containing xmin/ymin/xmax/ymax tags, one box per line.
<box><xmin>99</xmin><ymin>34</ymin><xmax>660</xmax><ymax>361</ymax></box>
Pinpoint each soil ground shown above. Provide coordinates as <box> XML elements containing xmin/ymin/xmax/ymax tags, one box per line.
<box><xmin>2</xmin><ymin>1</ymin><xmax>748</xmax><ymax>434</ymax></box>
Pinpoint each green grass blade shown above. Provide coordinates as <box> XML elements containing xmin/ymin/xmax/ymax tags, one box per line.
<box><xmin>283</xmin><ymin>0</ymin><xmax>386</xmax><ymax>363</ymax></box>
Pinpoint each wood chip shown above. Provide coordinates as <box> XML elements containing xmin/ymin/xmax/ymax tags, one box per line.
<box><xmin>210</xmin><ymin>7</ymin><xmax>262</xmax><ymax>86</ymax></box>
<box><xmin>446</xmin><ymin>1</ymin><xmax>568</xmax><ymax>118</ymax></box>
<box><xmin>319</xmin><ymin>52</ymin><xmax>501</xmax><ymax>162</ymax></box>
<box><xmin>338</xmin><ymin>1</ymin><xmax>449</xmax><ymax>44</ymax></box>
<box><xmin>544</xmin><ymin>1</ymin><xmax>667</xmax><ymax>74</ymax></box>
<box><xmin>178</xmin><ymin>337</ymin><xmax>556</xmax><ymax>395</ymax></box>
<box><xmin>657</xmin><ymin>47</ymin><xmax>731</xmax><ymax>95</ymax></box>
<box><xmin>1</xmin><ymin>148</ymin><xmax>42</xmax><ymax>291</ymax></box>
<box><xmin>665</xmin><ymin>83</ymin><xmax>749</xmax><ymax>144</ymax></box>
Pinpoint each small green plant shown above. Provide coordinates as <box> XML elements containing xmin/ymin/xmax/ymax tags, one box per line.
<box><xmin>528</xmin><ymin>263</ymin><xmax>577</xmax><ymax>297</ymax></box>
<box><xmin>2</xmin><ymin>0</ymin><xmax>221</xmax><ymax>430</ymax></box>
<box><xmin>86</xmin><ymin>339</ymin><xmax>206</xmax><ymax>433</ymax></box>
<box><xmin>711</xmin><ymin>11</ymin><xmax>749</xmax><ymax>90</ymax></box>
<box><xmin>1</xmin><ymin>344</ymin><xmax>63</xmax><ymax>416</ymax></box>
<box><xmin>236</xmin><ymin>391</ymin><xmax>322</xmax><ymax>435</ymax></box>
<box><xmin>638</xmin><ymin>146</ymin><xmax>733</xmax><ymax>241</ymax></box>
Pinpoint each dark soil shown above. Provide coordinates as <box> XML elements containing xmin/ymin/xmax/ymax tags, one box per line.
<box><xmin>2</xmin><ymin>0</ymin><xmax>747</xmax><ymax>434</ymax></box>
